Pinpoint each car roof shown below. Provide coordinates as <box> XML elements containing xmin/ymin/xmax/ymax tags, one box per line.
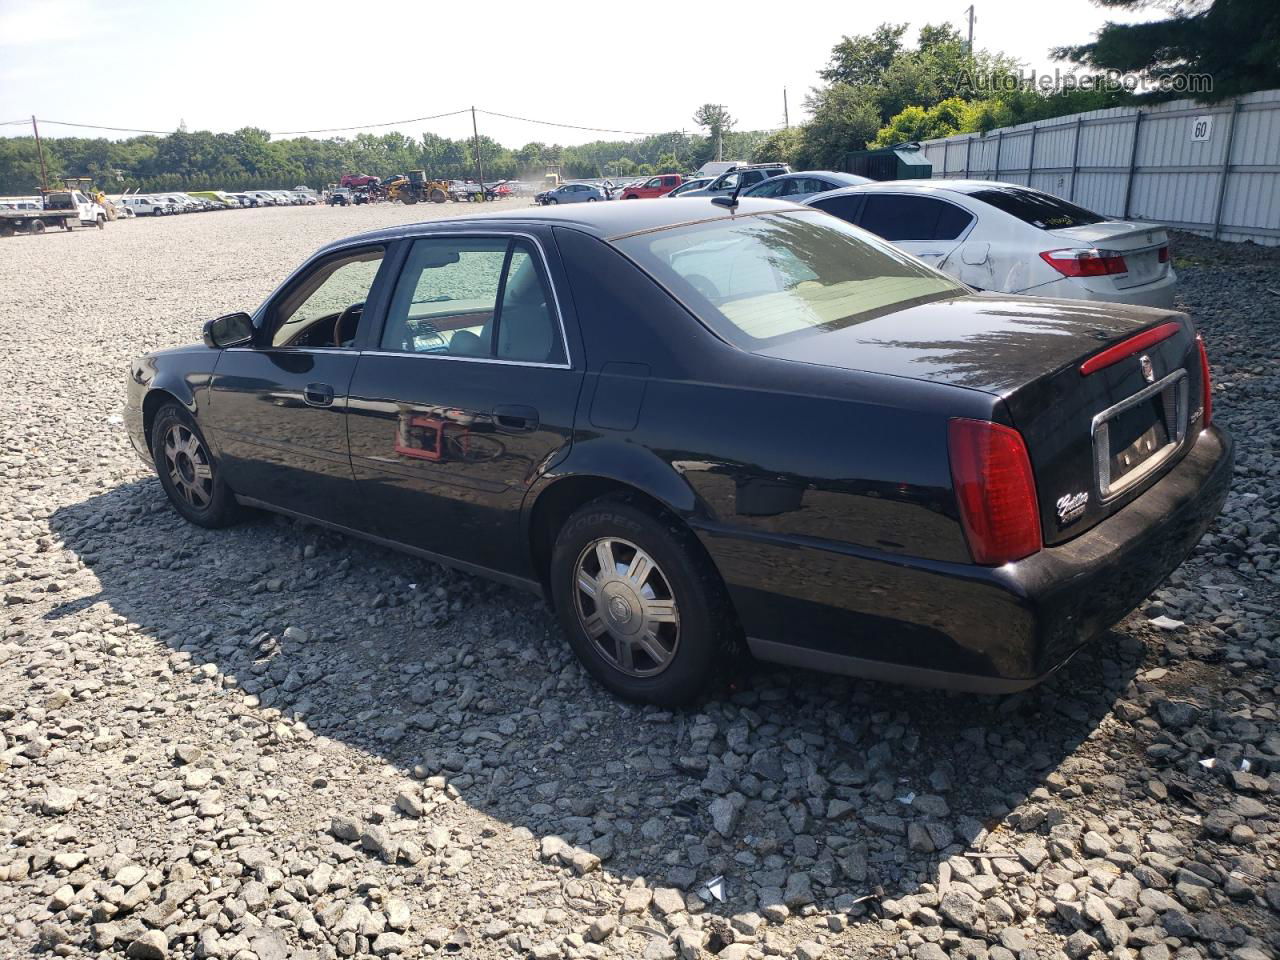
<box><xmin>331</xmin><ymin>196</ymin><xmax>810</xmax><ymax>250</ymax></box>
<box><xmin>817</xmin><ymin>179</ymin><xmax>1028</xmax><ymax>197</ymax></box>
<box><xmin>768</xmin><ymin>170</ymin><xmax>855</xmax><ymax>180</ymax></box>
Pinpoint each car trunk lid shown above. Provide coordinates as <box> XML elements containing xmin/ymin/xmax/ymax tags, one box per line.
<box><xmin>1044</xmin><ymin>221</ymin><xmax>1170</xmax><ymax>291</ymax></box>
<box><xmin>757</xmin><ymin>294</ymin><xmax>1202</xmax><ymax>544</ymax></box>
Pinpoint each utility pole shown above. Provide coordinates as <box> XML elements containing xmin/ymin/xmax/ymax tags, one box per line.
<box><xmin>783</xmin><ymin>88</ymin><xmax>790</xmax><ymax>129</ymax></box>
<box><xmin>470</xmin><ymin>106</ymin><xmax>486</xmax><ymax>201</ymax></box>
<box><xmin>31</xmin><ymin>115</ymin><xmax>49</xmax><ymax>192</ymax></box>
<box><xmin>964</xmin><ymin>5</ymin><xmax>975</xmax><ymax>53</ymax></box>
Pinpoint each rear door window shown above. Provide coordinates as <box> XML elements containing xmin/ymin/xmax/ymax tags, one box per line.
<box><xmin>857</xmin><ymin>195</ymin><xmax>957</xmax><ymax>241</ymax></box>
<box><xmin>934</xmin><ymin>202</ymin><xmax>974</xmax><ymax>240</ymax></box>
<box><xmin>809</xmin><ymin>194</ymin><xmax>863</xmax><ymax>223</ymax></box>
<box><xmin>968</xmin><ymin>187</ymin><xmax>1104</xmax><ymax>229</ymax></box>
<box><xmin>382</xmin><ymin>237</ymin><xmax>564</xmax><ymax>365</ymax></box>
<box><xmin>750</xmin><ymin>178</ymin><xmax>788</xmax><ymax>198</ymax></box>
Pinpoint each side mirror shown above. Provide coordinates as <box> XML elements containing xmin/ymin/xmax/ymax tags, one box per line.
<box><xmin>203</xmin><ymin>312</ymin><xmax>253</xmax><ymax>348</ymax></box>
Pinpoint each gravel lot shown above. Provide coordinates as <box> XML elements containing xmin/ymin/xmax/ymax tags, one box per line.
<box><xmin>0</xmin><ymin>206</ymin><xmax>1277</xmax><ymax>960</ymax></box>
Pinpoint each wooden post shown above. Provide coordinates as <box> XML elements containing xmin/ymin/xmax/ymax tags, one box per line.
<box><xmin>32</xmin><ymin>115</ymin><xmax>49</xmax><ymax>192</ymax></box>
<box><xmin>471</xmin><ymin>106</ymin><xmax>486</xmax><ymax>201</ymax></box>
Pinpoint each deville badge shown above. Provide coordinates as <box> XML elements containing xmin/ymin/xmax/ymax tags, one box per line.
<box><xmin>1056</xmin><ymin>491</ymin><xmax>1089</xmax><ymax>526</ymax></box>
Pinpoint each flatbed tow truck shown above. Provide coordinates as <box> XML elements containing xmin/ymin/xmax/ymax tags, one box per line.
<box><xmin>0</xmin><ymin>204</ymin><xmax>82</xmax><ymax>236</ymax></box>
<box><xmin>1</xmin><ymin>180</ymin><xmax>107</xmax><ymax>236</ymax></box>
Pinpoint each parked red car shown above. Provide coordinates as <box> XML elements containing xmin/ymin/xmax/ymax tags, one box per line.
<box><xmin>340</xmin><ymin>174</ymin><xmax>381</xmax><ymax>188</ymax></box>
<box><xmin>621</xmin><ymin>173</ymin><xmax>683</xmax><ymax>199</ymax></box>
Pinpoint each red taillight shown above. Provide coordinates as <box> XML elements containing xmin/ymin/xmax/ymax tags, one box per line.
<box><xmin>1079</xmin><ymin>321</ymin><xmax>1181</xmax><ymax>376</ymax></box>
<box><xmin>1157</xmin><ymin>244</ymin><xmax>1170</xmax><ymax>263</ymax></box>
<box><xmin>1196</xmin><ymin>334</ymin><xmax>1212</xmax><ymax>427</ymax></box>
<box><xmin>948</xmin><ymin>419</ymin><xmax>1042</xmax><ymax>566</ymax></box>
<box><xmin>1040</xmin><ymin>247</ymin><xmax>1129</xmax><ymax>278</ymax></box>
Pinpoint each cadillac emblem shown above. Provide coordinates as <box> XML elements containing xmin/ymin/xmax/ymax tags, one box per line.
<box><xmin>1139</xmin><ymin>354</ymin><xmax>1155</xmax><ymax>383</ymax></box>
<box><xmin>1056</xmin><ymin>491</ymin><xmax>1089</xmax><ymax>526</ymax></box>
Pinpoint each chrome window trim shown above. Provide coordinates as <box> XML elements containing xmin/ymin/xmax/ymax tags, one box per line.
<box><xmin>374</xmin><ymin>230</ymin><xmax>573</xmax><ymax>368</ymax></box>
<box><xmin>226</xmin><ymin>345</ymin><xmax>353</xmax><ymax>355</ymax></box>
<box><xmin>1091</xmin><ymin>368</ymin><xmax>1188</xmax><ymax>502</ymax></box>
<box><xmin>358</xmin><ymin>349</ymin><xmax>570</xmax><ymax>370</ymax></box>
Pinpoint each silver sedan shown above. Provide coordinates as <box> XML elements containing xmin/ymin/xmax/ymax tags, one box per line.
<box><xmin>536</xmin><ymin>183</ymin><xmax>606</xmax><ymax>205</ymax></box>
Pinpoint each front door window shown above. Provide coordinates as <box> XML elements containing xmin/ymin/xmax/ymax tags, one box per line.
<box><xmin>270</xmin><ymin>247</ymin><xmax>385</xmax><ymax>348</ymax></box>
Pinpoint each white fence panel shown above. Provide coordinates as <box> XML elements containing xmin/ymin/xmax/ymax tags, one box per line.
<box><xmin>914</xmin><ymin>89</ymin><xmax>1280</xmax><ymax>244</ymax></box>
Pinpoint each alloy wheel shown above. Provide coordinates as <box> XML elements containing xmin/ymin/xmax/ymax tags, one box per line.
<box><xmin>573</xmin><ymin>537</ymin><xmax>680</xmax><ymax>677</ymax></box>
<box><xmin>162</xmin><ymin>422</ymin><xmax>213</xmax><ymax>509</ymax></box>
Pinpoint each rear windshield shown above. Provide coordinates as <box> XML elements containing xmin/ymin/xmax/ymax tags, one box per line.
<box><xmin>969</xmin><ymin>187</ymin><xmax>1104</xmax><ymax>230</ymax></box>
<box><xmin>613</xmin><ymin>210</ymin><xmax>965</xmax><ymax>349</ymax></box>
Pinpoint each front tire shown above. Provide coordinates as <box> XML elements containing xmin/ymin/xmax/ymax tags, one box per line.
<box><xmin>550</xmin><ymin>497</ymin><xmax>731</xmax><ymax>705</ymax></box>
<box><xmin>151</xmin><ymin>404</ymin><xmax>239</xmax><ymax>528</ymax></box>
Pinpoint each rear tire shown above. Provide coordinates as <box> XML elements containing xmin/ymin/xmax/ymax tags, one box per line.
<box><xmin>550</xmin><ymin>496</ymin><xmax>732</xmax><ymax>705</ymax></box>
<box><xmin>31</xmin><ymin>219</ymin><xmax>46</xmax><ymax>234</ymax></box>
<box><xmin>151</xmin><ymin>403</ymin><xmax>240</xmax><ymax>528</ymax></box>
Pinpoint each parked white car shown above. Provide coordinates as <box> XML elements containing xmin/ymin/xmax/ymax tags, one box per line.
<box><xmin>805</xmin><ymin>180</ymin><xmax>1176</xmax><ymax>308</ymax></box>
<box><xmin>119</xmin><ymin>196</ymin><xmax>168</xmax><ymax>216</ymax></box>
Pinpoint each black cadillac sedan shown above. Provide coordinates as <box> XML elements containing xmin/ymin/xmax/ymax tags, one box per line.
<box><xmin>125</xmin><ymin>198</ymin><xmax>1233</xmax><ymax>705</ymax></box>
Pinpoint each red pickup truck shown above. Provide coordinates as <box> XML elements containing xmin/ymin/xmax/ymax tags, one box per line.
<box><xmin>621</xmin><ymin>173</ymin><xmax>683</xmax><ymax>199</ymax></box>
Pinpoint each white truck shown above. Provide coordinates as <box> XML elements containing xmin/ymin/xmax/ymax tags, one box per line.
<box><xmin>0</xmin><ymin>189</ymin><xmax>106</xmax><ymax>235</ymax></box>
<box><xmin>41</xmin><ymin>189</ymin><xmax>108</xmax><ymax>228</ymax></box>
<box><xmin>692</xmin><ymin>160</ymin><xmax>748</xmax><ymax>180</ymax></box>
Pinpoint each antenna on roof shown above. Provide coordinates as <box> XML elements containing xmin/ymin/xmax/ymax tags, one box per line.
<box><xmin>711</xmin><ymin>172</ymin><xmax>747</xmax><ymax>212</ymax></box>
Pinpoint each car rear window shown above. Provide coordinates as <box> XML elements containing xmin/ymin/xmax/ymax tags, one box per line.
<box><xmin>613</xmin><ymin>211</ymin><xmax>965</xmax><ymax>349</ymax></box>
<box><xmin>969</xmin><ymin>187</ymin><xmax>1105</xmax><ymax>229</ymax></box>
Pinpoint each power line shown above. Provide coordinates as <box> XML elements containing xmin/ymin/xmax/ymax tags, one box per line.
<box><xmin>0</xmin><ymin>119</ymin><xmax>30</xmax><ymax>126</ymax></box>
<box><xmin>271</xmin><ymin>109</ymin><xmax>470</xmax><ymax>135</ymax></box>
<box><xmin>476</xmin><ymin>109</ymin><xmax>669</xmax><ymax>138</ymax></box>
<box><xmin>6</xmin><ymin>107</ymin><xmax>679</xmax><ymax>140</ymax></box>
<box><xmin>27</xmin><ymin>118</ymin><xmax>176</xmax><ymax>135</ymax></box>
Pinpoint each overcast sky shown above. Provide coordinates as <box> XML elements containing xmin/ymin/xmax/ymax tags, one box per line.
<box><xmin>1</xmin><ymin>0</ymin><xmax>1138</xmax><ymax>146</ymax></box>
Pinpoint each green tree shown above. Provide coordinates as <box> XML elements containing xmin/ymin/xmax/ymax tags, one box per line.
<box><xmin>800</xmin><ymin>85</ymin><xmax>882</xmax><ymax>168</ymax></box>
<box><xmin>692</xmin><ymin>104</ymin><xmax>735</xmax><ymax>161</ymax></box>
<box><xmin>820</xmin><ymin>23</ymin><xmax>909</xmax><ymax>86</ymax></box>
<box><xmin>871</xmin><ymin>98</ymin><xmax>970</xmax><ymax>147</ymax></box>
<box><xmin>754</xmin><ymin>127</ymin><xmax>804</xmax><ymax>166</ymax></box>
<box><xmin>1056</xmin><ymin>0</ymin><xmax>1280</xmax><ymax>100</ymax></box>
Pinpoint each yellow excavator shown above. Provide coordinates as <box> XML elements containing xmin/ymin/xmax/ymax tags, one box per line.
<box><xmin>384</xmin><ymin>171</ymin><xmax>451</xmax><ymax>204</ymax></box>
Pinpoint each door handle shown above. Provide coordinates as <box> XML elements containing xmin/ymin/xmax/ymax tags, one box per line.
<box><xmin>303</xmin><ymin>382</ymin><xmax>335</xmax><ymax>407</ymax></box>
<box><xmin>493</xmin><ymin>404</ymin><xmax>539</xmax><ymax>433</ymax></box>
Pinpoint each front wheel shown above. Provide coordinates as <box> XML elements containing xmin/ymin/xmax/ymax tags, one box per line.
<box><xmin>151</xmin><ymin>404</ymin><xmax>240</xmax><ymax>528</ymax></box>
<box><xmin>550</xmin><ymin>497</ymin><xmax>733</xmax><ymax>705</ymax></box>
<box><xmin>96</xmin><ymin>215</ymin><xmax>105</xmax><ymax>230</ymax></box>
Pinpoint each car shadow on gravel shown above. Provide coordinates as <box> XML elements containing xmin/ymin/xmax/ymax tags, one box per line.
<box><xmin>46</xmin><ymin>477</ymin><xmax>1143</xmax><ymax>925</ymax></box>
